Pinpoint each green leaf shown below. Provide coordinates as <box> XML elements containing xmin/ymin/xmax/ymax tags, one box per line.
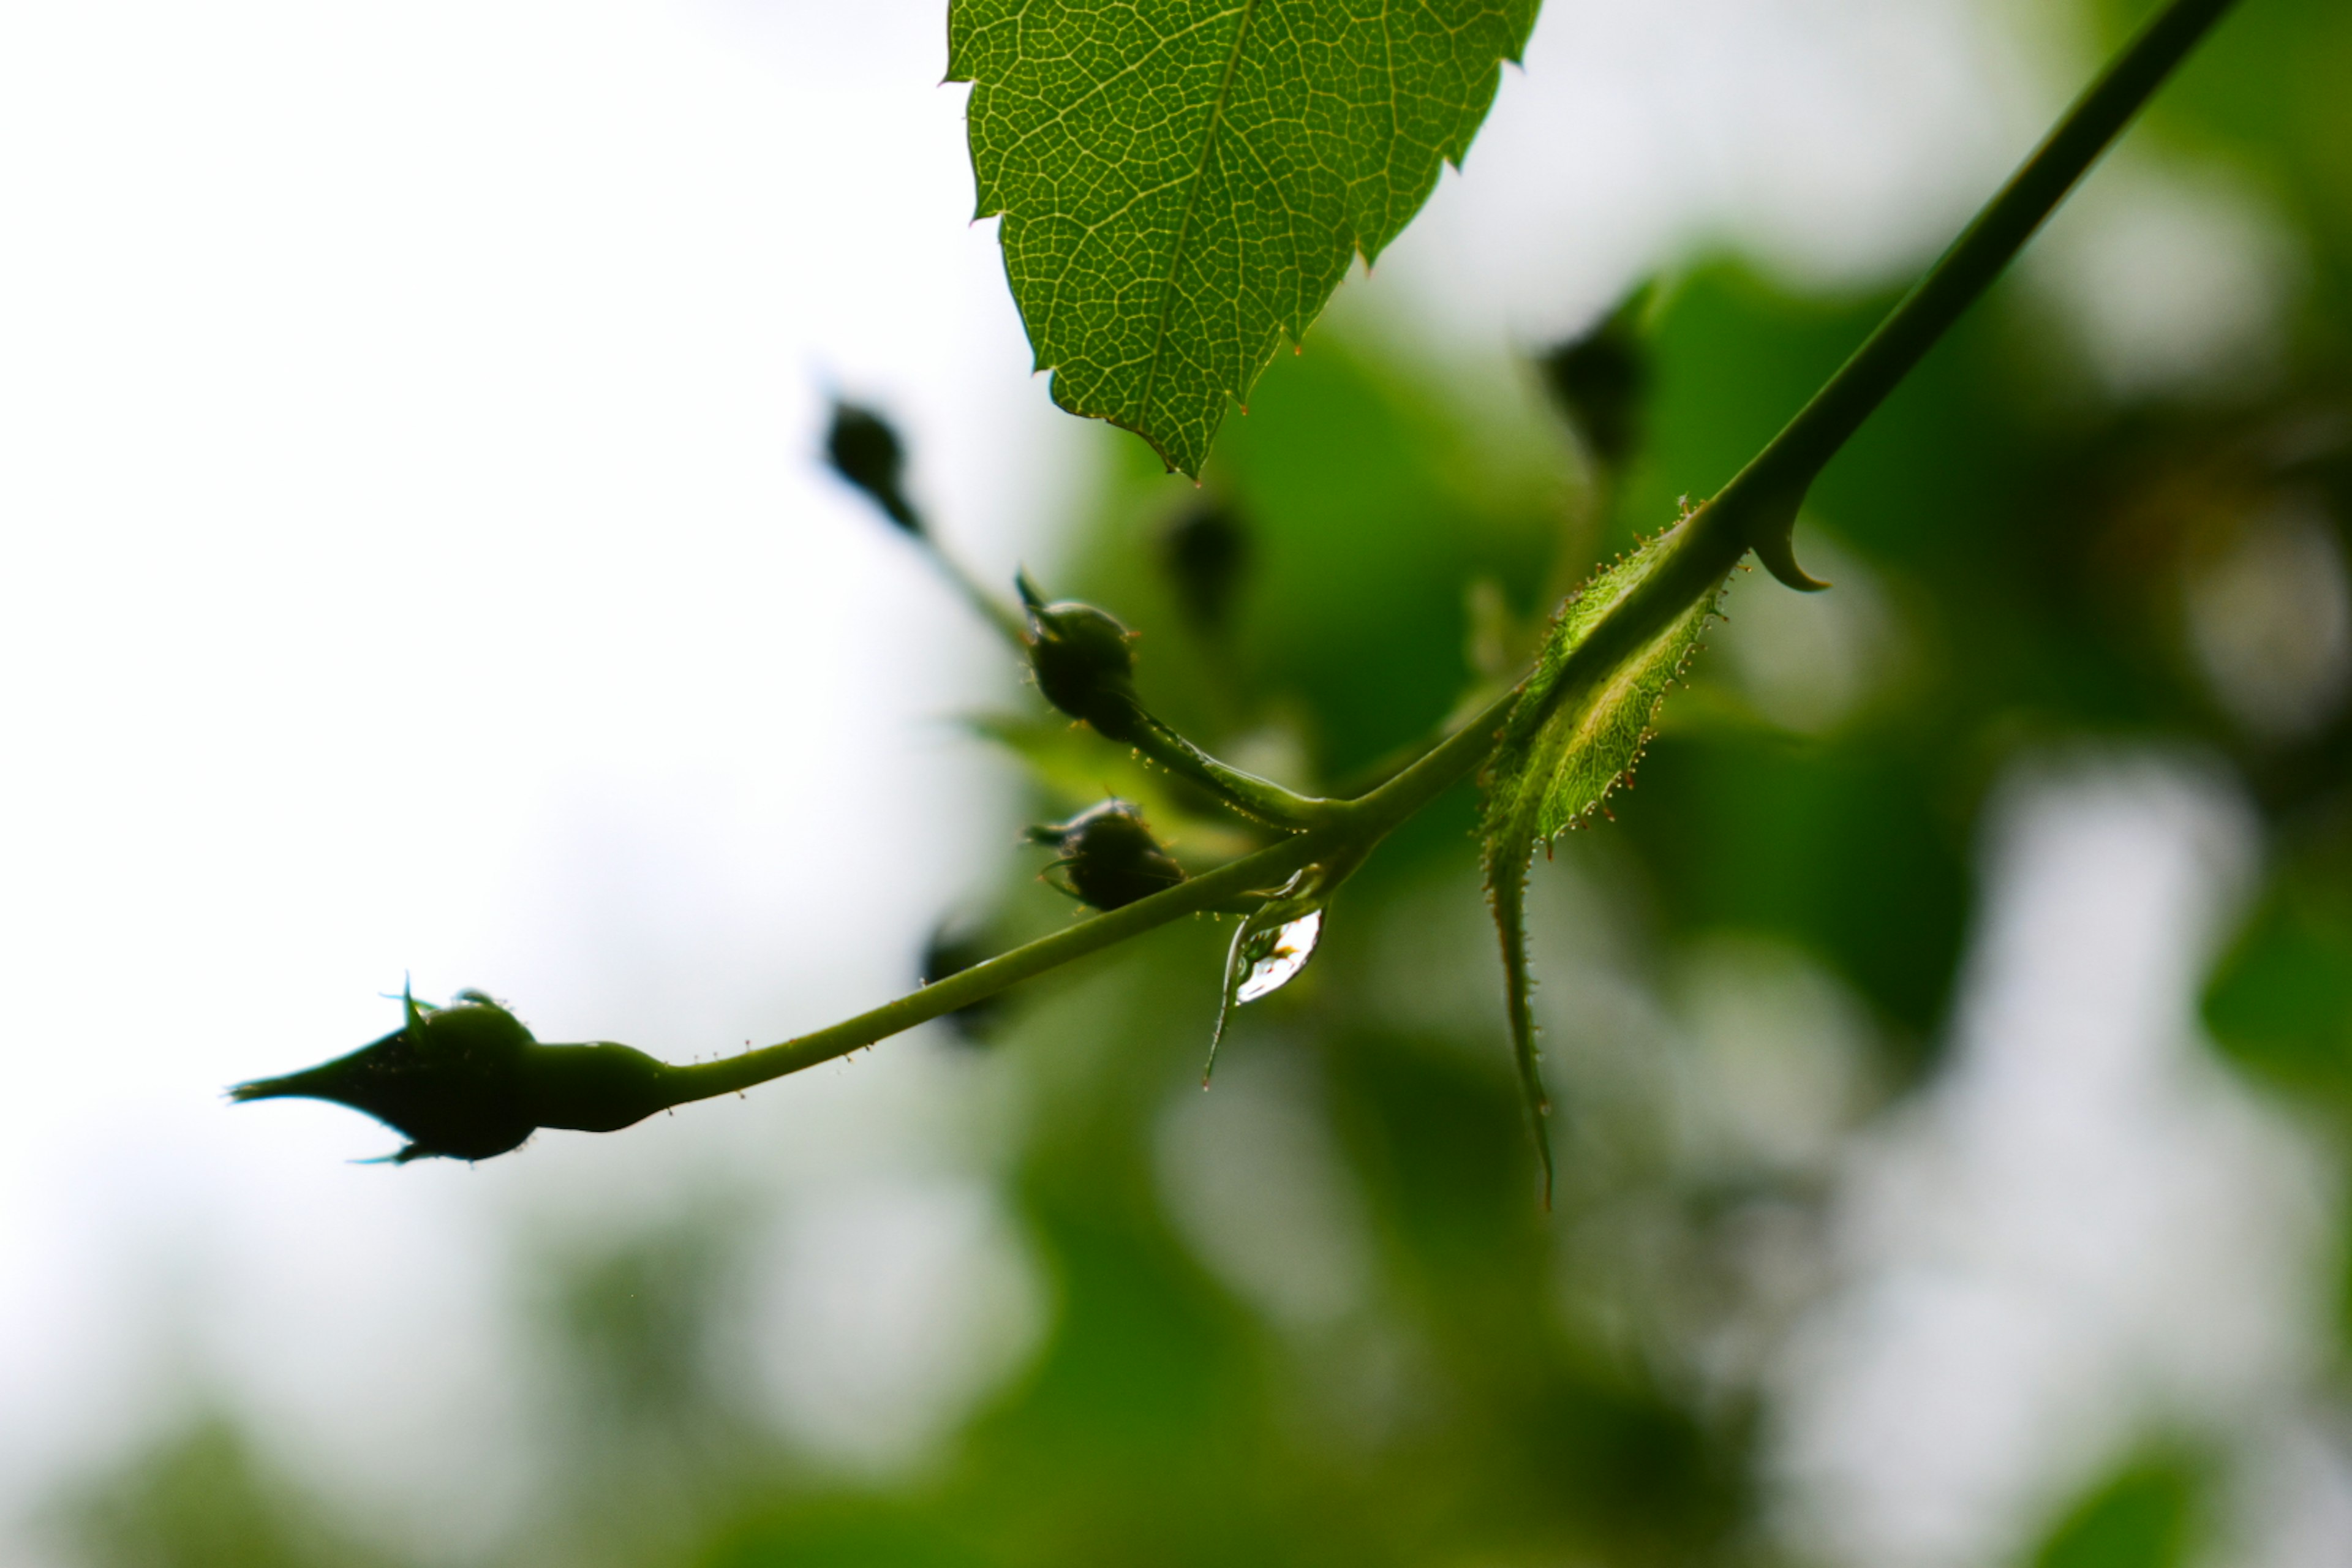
<box><xmin>948</xmin><ymin>0</ymin><xmax>1541</xmax><ymax>477</ymax></box>
<box><xmin>1480</xmin><ymin>532</ymin><xmax>1724</xmax><ymax>1196</ymax></box>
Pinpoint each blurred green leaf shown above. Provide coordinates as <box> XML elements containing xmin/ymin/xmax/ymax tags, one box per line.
<box><xmin>2029</xmin><ymin>1456</ymin><xmax>2202</xmax><ymax>1568</ymax></box>
<box><xmin>1620</xmin><ymin>732</ymin><xmax>1973</xmax><ymax>1048</ymax></box>
<box><xmin>2111</xmin><ymin>0</ymin><xmax>2352</xmax><ymax>290</ymax></box>
<box><xmin>704</xmin><ymin>1500</ymin><xmax>996</xmax><ymax>1568</ymax></box>
<box><xmin>1071</xmin><ymin>331</ymin><xmax>1566</xmax><ymax>782</ymax></box>
<box><xmin>2205</xmin><ymin>823</ymin><xmax>2352</xmax><ymax>1110</ymax></box>
<box><xmin>57</xmin><ymin>1420</ymin><xmax>399</xmax><ymax>1568</ymax></box>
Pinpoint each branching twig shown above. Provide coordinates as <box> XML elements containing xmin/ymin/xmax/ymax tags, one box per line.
<box><xmin>688</xmin><ymin>0</ymin><xmax>2240</xmax><ymax>1104</ymax></box>
<box><xmin>238</xmin><ymin>0</ymin><xmax>2245</xmax><ymax>1156</ymax></box>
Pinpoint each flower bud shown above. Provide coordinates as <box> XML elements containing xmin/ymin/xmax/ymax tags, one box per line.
<box><xmin>232</xmin><ymin>989</ymin><xmax>678</xmax><ymax>1163</ymax></box>
<box><xmin>1017</xmin><ymin>574</ymin><xmax>1145</xmax><ymax>741</ymax></box>
<box><xmin>921</xmin><ymin>916</ymin><xmax>1007</xmax><ymax>1044</ymax></box>
<box><xmin>823</xmin><ymin>400</ymin><xmax>922</xmax><ymax>533</ymax></box>
<box><xmin>1027</xmin><ymin>801</ymin><xmax>1185</xmax><ymax>911</ymax></box>
<box><xmin>1538</xmin><ymin>286</ymin><xmax>1651</xmax><ymax>473</ymax></box>
<box><xmin>1159</xmin><ymin>499</ymin><xmax>1250</xmax><ymax>631</ymax></box>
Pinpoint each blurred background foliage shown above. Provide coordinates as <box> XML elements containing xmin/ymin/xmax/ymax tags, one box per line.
<box><xmin>48</xmin><ymin>0</ymin><xmax>2352</xmax><ymax>1564</ymax></box>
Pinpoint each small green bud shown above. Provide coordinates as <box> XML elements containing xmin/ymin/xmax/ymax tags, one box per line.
<box><xmin>232</xmin><ymin>989</ymin><xmax>679</xmax><ymax>1163</ymax></box>
<box><xmin>1159</xmin><ymin>499</ymin><xmax>1251</xmax><ymax>630</ymax></box>
<box><xmin>1016</xmin><ymin>573</ymin><xmax>1144</xmax><ymax>741</ymax></box>
<box><xmin>921</xmin><ymin>916</ymin><xmax>1006</xmax><ymax>1044</ymax></box>
<box><xmin>1027</xmin><ymin>801</ymin><xmax>1185</xmax><ymax>911</ymax></box>
<box><xmin>823</xmin><ymin>399</ymin><xmax>922</xmax><ymax>534</ymax></box>
<box><xmin>1538</xmin><ymin>285</ymin><xmax>1652</xmax><ymax>473</ymax></box>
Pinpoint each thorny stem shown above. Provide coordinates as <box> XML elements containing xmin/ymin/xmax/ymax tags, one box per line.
<box><xmin>1483</xmin><ymin>0</ymin><xmax>2244</xmax><ymax>766</ymax></box>
<box><xmin>418</xmin><ymin>0</ymin><xmax>2253</xmax><ymax>1124</ymax></box>
<box><xmin>1120</xmin><ymin>0</ymin><xmax>2243</xmax><ymax>832</ymax></box>
<box><xmin>1727</xmin><ymin>0</ymin><xmax>2242</xmax><ymax>589</ymax></box>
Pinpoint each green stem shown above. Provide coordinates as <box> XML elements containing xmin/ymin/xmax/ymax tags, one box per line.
<box><xmin>674</xmin><ymin>831</ymin><xmax>1320</xmax><ymax>1096</ymax></box>
<box><xmin>448</xmin><ymin>0</ymin><xmax>2248</xmax><ymax>1126</ymax></box>
<box><xmin>1730</xmin><ymin>0</ymin><xmax>2241</xmax><ymax>588</ymax></box>
<box><xmin>924</xmin><ymin>537</ymin><xmax>1031</xmax><ymax>648</ymax></box>
<box><xmin>1124</xmin><ymin>710</ymin><xmax>1340</xmax><ymax>829</ymax></box>
<box><xmin>657</xmin><ymin>684</ymin><xmax>1515</xmax><ymax>1106</ymax></box>
<box><xmin>1016</xmin><ymin>570</ymin><xmax>1335</xmax><ymax>828</ymax></box>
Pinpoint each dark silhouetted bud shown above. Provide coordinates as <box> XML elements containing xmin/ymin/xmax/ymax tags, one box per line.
<box><xmin>1017</xmin><ymin>573</ymin><xmax>1144</xmax><ymax>742</ymax></box>
<box><xmin>823</xmin><ymin>399</ymin><xmax>922</xmax><ymax>533</ymax></box>
<box><xmin>1159</xmin><ymin>499</ymin><xmax>1251</xmax><ymax>630</ymax></box>
<box><xmin>1027</xmin><ymin>801</ymin><xmax>1185</xmax><ymax>911</ymax></box>
<box><xmin>1537</xmin><ymin>287</ymin><xmax>1652</xmax><ymax>473</ymax></box>
<box><xmin>921</xmin><ymin>916</ymin><xmax>1007</xmax><ymax>1044</ymax></box>
<box><xmin>232</xmin><ymin>989</ymin><xmax>679</xmax><ymax>1163</ymax></box>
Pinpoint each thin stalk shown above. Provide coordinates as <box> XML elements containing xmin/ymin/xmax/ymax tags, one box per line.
<box><xmin>924</xmin><ymin>537</ymin><xmax>1031</xmax><ymax>647</ymax></box>
<box><xmin>1123</xmin><ymin>710</ymin><xmax>1341</xmax><ymax>829</ymax></box>
<box><xmin>1016</xmin><ymin>570</ymin><xmax>1336</xmax><ymax>827</ymax></box>
<box><xmin>671</xmin><ymin>828</ymin><xmax>1325</xmax><ymax>1096</ymax></box>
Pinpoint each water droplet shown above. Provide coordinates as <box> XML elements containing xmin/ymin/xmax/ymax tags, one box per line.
<box><xmin>1234</xmin><ymin>910</ymin><xmax>1322</xmax><ymax>1003</ymax></box>
<box><xmin>1205</xmin><ymin>896</ymin><xmax>1328</xmax><ymax>1085</ymax></box>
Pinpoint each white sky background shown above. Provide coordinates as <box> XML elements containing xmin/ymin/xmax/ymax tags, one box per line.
<box><xmin>0</xmin><ymin>1</ymin><xmax>2330</xmax><ymax>1564</ymax></box>
<box><xmin>0</xmin><ymin>0</ymin><xmax>1065</xmax><ymax>1552</ymax></box>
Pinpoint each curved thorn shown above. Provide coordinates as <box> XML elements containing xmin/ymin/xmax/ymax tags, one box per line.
<box><xmin>1755</xmin><ymin>526</ymin><xmax>1831</xmax><ymax>593</ymax></box>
